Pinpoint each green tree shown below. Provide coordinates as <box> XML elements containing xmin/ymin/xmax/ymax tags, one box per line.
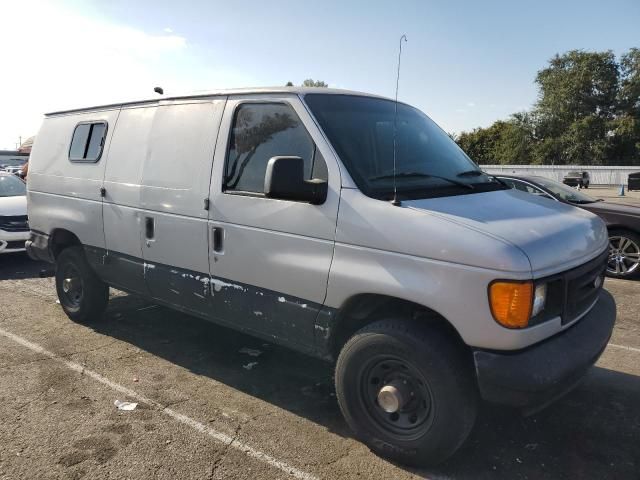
<box><xmin>456</xmin><ymin>121</ymin><xmax>508</xmax><ymax>164</ymax></box>
<box><xmin>610</xmin><ymin>48</ymin><xmax>640</xmax><ymax>163</ymax></box>
<box><xmin>533</xmin><ymin>50</ymin><xmax>619</xmax><ymax>165</ymax></box>
<box><xmin>302</xmin><ymin>79</ymin><xmax>328</xmax><ymax>87</ymax></box>
<box><xmin>493</xmin><ymin>112</ymin><xmax>536</xmax><ymax>165</ymax></box>
<box><xmin>456</xmin><ymin>48</ymin><xmax>640</xmax><ymax>166</ymax></box>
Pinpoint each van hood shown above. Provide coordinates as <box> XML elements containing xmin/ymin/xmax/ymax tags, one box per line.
<box><xmin>0</xmin><ymin>195</ymin><xmax>27</xmax><ymax>216</ymax></box>
<box><xmin>404</xmin><ymin>189</ymin><xmax>608</xmax><ymax>274</ymax></box>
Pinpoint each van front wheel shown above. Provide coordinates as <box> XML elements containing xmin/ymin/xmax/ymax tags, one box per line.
<box><xmin>335</xmin><ymin>319</ymin><xmax>477</xmax><ymax>467</ymax></box>
<box><xmin>55</xmin><ymin>246</ymin><xmax>109</xmax><ymax>323</ymax></box>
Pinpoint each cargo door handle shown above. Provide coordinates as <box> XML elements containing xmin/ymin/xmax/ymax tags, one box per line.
<box><xmin>145</xmin><ymin>217</ymin><xmax>155</xmax><ymax>246</ymax></box>
<box><xmin>212</xmin><ymin>226</ymin><xmax>224</xmax><ymax>254</ymax></box>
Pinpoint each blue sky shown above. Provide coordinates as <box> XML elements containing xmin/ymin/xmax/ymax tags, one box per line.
<box><xmin>1</xmin><ymin>0</ymin><xmax>638</xmax><ymax>149</ymax></box>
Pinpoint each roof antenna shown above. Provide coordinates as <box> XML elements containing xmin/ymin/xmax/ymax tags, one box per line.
<box><xmin>391</xmin><ymin>34</ymin><xmax>407</xmax><ymax>207</ymax></box>
<box><xmin>154</xmin><ymin>86</ymin><xmax>164</xmax><ymax>95</ymax></box>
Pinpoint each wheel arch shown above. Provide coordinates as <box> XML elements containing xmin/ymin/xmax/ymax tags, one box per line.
<box><xmin>49</xmin><ymin>228</ymin><xmax>82</xmax><ymax>259</ymax></box>
<box><xmin>329</xmin><ymin>293</ymin><xmax>468</xmax><ymax>361</ymax></box>
<box><xmin>607</xmin><ymin>225</ymin><xmax>640</xmax><ymax>236</ymax></box>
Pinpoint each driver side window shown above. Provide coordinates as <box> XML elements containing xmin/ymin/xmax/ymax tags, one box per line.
<box><xmin>224</xmin><ymin>103</ymin><xmax>327</xmax><ymax>195</ymax></box>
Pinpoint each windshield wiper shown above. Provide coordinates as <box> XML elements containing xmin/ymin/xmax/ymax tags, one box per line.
<box><xmin>369</xmin><ymin>172</ymin><xmax>474</xmax><ymax>190</ymax></box>
<box><xmin>456</xmin><ymin>169</ymin><xmax>483</xmax><ymax>177</ymax></box>
<box><xmin>457</xmin><ymin>169</ymin><xmax>509</xmax><ymax>188</ymax></box>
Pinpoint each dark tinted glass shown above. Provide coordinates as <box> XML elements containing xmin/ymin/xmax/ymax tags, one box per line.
<box><xmin>532</xmin><ymin>176</ymin><xmax>597</xmax><ymax>203</ymax></box>
<box><xmin>85</xmin><ymin>123</ymin><xmax>106</xmax><ymax>160</ymax></box>
<box><xmin>0</xmin><ymin>175</ymin><xmax>26</xmax><ymax>197</ymax></box>
<box><xmin>225</xmin><ymin>103</ymin><xmax>319</xmax><ymax>194</ymax></box>
<box><xmin>69</xmin><ymin>123</ymin><xmax>91</xmax><ymax>160</ymax></box>
<box><xmin>304</xmin><ymin>94</ymin><xmax>504</xmax><ymax>199</ymax></box>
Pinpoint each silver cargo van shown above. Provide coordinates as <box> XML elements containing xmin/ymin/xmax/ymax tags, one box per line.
<box><xmin>26</xmin><ymin>88</ymin><xmax>616</xmax><ymax>466</ymax></box>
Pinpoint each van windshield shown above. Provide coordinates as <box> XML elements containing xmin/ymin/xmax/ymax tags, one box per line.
<box><xmin>304</xmin><ymin>94</ymin><xmax>506</xmax><ymax>200</ymax></box>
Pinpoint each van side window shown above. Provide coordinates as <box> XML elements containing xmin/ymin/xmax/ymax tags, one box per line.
<box><xmin>224</xmin><ymin>103</ymin><xmax>327</xmax><ymax>194</ymax></box>
<box><xmin>69</xmin><ymin>122</ymin><xmax>107</xmax><ymax>162</ymax></box>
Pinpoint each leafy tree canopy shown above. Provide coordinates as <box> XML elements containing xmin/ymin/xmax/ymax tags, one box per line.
<box><xmin>455</xmin><ymin>49</ymin><xmax>640</xmax><ymax>166</ymax></box>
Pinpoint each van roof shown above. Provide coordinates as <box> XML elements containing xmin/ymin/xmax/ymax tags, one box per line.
<box><xmin>45</xmin><ymin>87</ymin><xmax>390</xmax><ymax>116</ymax></box>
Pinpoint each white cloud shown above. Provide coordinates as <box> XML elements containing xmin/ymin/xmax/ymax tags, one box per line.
<box><xmin>466</xmin><ymin>102</ymin><xmax>476</xmax><ymax>107</ymax></box>
<box><xmin>0</xmin><ymin>1</ymin><xmax>254</xmax><ymax>149</ymax></box>
<box><xmin>163</xmin><ymin>27</ymin><xmax>174</xmax><ymax>33</ymax></box>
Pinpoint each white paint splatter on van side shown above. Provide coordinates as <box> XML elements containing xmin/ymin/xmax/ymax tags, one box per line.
<box><xmin>143</xmin><ymin>262</ymin><xmax>156</xmax><ymax>274</ymax></box>
<box><xmin>301</xmin><ymin>304</ymin><xmax>307</xmax><ymax>309</ymax></box>
<box><xmin>253</xmin><ymin>311</ymin><xmax>263</xmax><ymax>316</ymax></box>
<box><xmin>211</xmin><ymin>278</ymin><xmax>246</xmax><ymax>293</ymax></box>
<box><xmin>314</xmin><ymin>324</ymin><xmax>331</xmax><ymax>339</ymax></box>
<box><xmin>277</xmin><ymin>297</ymin><xmax>286</xmax><ymax>303</ymax></box>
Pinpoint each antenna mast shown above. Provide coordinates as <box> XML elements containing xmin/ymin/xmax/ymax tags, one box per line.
<box><xmin>391</xmin><ymin>34</ymin><xmax>407</xmax><ymax>207</ymax></box>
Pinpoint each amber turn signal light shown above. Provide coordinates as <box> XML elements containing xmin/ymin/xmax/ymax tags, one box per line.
<box><xmin>489</xmin><ymin>281</ymin><xmax>533</xmax><ymax>329</ymax></box>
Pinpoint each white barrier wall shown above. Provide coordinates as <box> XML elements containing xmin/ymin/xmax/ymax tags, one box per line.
<box><xmin>480</xmin><ymin>165</ymin><xmax>640</xmax><ymax>186</ymax></box>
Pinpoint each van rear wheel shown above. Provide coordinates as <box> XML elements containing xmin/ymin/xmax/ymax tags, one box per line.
<box><xmin>335</xmin><ymin>319</ymin><xmax>477</xmax><ymax>467</ymax></box>
<box><xmin>55</xmin><ymin>246</ymin><xmax>109</xmax><ymax>323</ymax></box>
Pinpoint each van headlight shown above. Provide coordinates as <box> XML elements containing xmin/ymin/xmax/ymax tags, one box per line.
<box><xmin>531</xmin><ymin>283</ymin><xmax>547</xmax><ymax>317</ymax></box>
<box><xmin>488</xmin><ymin>280</ymin><xmax>547</xmax><ymax>329</ymax></box>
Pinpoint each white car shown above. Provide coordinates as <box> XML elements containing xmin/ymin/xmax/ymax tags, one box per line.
<box><xmin>0</xmin><ymin>172</ymin><xmax>29</xmax><ymax>253</ymax></box>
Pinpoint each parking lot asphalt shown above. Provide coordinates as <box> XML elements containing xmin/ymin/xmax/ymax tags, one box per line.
<box><xmin>0</xmin><ymin>252</ymin><xmax>638</xmax><ymax>480</ymax></box>
<box><xmin>586</xmin><ymin>186</ymin><xmax>640</xmax><ymax>205</ymax></box>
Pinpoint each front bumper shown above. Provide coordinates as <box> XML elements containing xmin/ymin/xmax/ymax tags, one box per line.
<box><xmin>0</xmin><ymin>230</ymin><xmax>29</xmax><ymax>253</ymax></box>
<box><xmin>25</xmin><ymin>230</ymin><xmax>54</xmax><ymax>263</ymax></box>
<box><xmin>473</xmin><ymin>289</ymin><xmax>616</xmax><ymax>412</ymax></box>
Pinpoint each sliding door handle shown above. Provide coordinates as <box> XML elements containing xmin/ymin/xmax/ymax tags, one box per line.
<box><xmin>212</xmin><ymin>226</ymin><xmax>224</xmax><ymax>254</ymax></box>
<box><xmin>145</xmin><ymin>217</ymin><xmax>155</xmax><ymax>246</ymax></box>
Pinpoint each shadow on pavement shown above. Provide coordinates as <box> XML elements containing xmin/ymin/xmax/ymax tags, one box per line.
<box><xmin>91</xmin><ymin>294</ymin><xmax>639</xmax><ymax>479</ymax></box>
<box><xmin>0</xmin><ymin>252</ymin><xmax>53</xmax><ymax>280</ymax></box>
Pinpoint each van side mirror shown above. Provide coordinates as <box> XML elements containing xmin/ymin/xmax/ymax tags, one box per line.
<box><xmin>264</xmin><ymin>156</ymin><xmax>328</xmax><ymax>205</ymax></box>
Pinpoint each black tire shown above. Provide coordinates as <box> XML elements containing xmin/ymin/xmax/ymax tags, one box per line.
<box><xmin>606</xmin><ymin>229</ymin><xmax>640</xmax><ymax>279</ymax></box>
<box><xmin>55</xmin><ymin>246</ymin><xmax>109</xmax><ymax>322</ymax></box>
<box><xmin>335</xmin><ymin>319</ymin><xmax>477</xmax><ymax>467</ymax></box>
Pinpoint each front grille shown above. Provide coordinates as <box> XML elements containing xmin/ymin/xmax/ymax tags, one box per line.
<box><xmin>531</xmin><ymin>249</ymin><xmax>607</xmax><ymax>326</ymax></box>
<box><xmin>564</xmin><ymin>250</ymin><xmax>607</xmax><ymax>324</ymax></box>
<box><xmin>5</xmin><ymin>240</ymin><xmax>25</xmax><ymax>249</ymax></box>
<box><xmin>0</xmin><ymin>215</ymin><xmax>29</xmax><ymax>232</ymax></box>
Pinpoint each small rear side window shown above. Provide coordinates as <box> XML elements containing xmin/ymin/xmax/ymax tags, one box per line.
<box><xmin>69</xmin><ymin>122</ymin><xmax>107</xmax><ymax>162</ymax></box>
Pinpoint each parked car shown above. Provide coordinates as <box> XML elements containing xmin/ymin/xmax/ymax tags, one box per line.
<box><xmin>0</xmin><ymin>158</ymin><xmax>27</xmax><ymax>176</ymax></box>
<box><xmin>498</xmin><ymin>174</ymin><xmax>640</xmax><ymax>279</ymax></box>
<box><xmin>0</xmin><ymin>172</ymin><xmax>29</xmax><ymax>254</ymax></box>
<box><xmin>563</xmin><ymin>170</ymin><xmax>590</xmax><ymax>188</ymax></box>
<box><xmin>26</xmin><ymin>88</ymin><xmax>615</xmax><ymax>467</ymax></box>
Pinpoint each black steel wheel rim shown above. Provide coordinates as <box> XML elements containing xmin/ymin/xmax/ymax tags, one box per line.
<box><xmin>60</xmin><ymin>263</ymin><xmax>84</xmax><ymax>307</ymax></box>
<box><xmin>359</xmin><ymin>355</ymin><xmax>435</xmax><ymax>440</ymax></box>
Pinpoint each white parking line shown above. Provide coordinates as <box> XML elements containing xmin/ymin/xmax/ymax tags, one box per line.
<box><xmin>608</xmin><ymin>343</ymin><xmax>640</xmax><ymax>354</ymax></box>
<box><xmin>0</xmin><ymin>327</ymin><xmax>318</xmax><ymax>480</ymax></box>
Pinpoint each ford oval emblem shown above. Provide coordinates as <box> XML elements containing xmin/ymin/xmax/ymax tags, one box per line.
<box><xmin>594</xmin><ymin>275</ymin><xmax>602</xmax><ymax>289</ymax></box>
